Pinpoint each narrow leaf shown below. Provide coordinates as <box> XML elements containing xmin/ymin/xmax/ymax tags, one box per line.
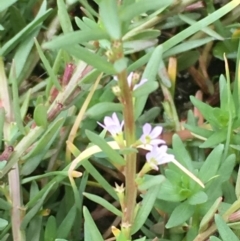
<box><xmin>85</xmin><ymin>130</ymin><xmax>126</xmax><ymax>165</ymax></box>
<box><xmin>35</xmin><ymin>39</ymin><xmax>62</xmax><ymax>90</ymax></box>
<box><xmin>83</xmin><ymin>192</ymin><xmax>122</xmax><ymax>217</ymax></box>
<box><xmin>63</xmin><ymin>45</ymin><xmax>115</xmax><ymax>74</ymax></box>
<box><xmin>199</xmin><ymin>144</ymin><xmax>223</xmax><ymax>183</ymax></box>
<box><xmin>83</xmin><ymin>207</ymin><xmax>104</xmax><ymax>241</ymax></box>
<box><xmin>215</xmin><ymin>214</ymin><xmax>239</xmax><ymax>241</ymax></box>
<box><xmin>135</xmin><ymin>45</ymin><xmax>163</xmax><ymax>119</ymax></box>
<box><xmin>166</xmin><ymin>201</ymin><xmax>195</xmax><ymax>228</ymax></box>
<box><xmin>99</xmin><ymin>0</ymin><xmax>121</xmax><ymax>39</ymax></box>
<box><xmin>57</xmin><ymin>205</ymin><xmax>76</xmax><ymax>238</ymax></box>
<box><xmin>131</xmin><ymin>185</ymin><xmax>159</xmax><ymax>234</ymax></box>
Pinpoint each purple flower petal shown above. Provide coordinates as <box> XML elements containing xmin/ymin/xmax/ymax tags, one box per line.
<box><xmin>98</xmin><ymin>112</ymin><xmax>124</xmax><ymax>136</ymax></box>
<box><xmin>146</xmin><ymin>145</ymin><xmax>173</xmax><ymax>170</ymax></box>
<box><xmin>111</xmin><ymin>113</ymin><xmax>120</xmax><ymax>125</ymax></box>
<box><xmin>150</xmin><ymin>126</ymin><xmax>163</xmax><ymax>138</ymax></box>
<box><xmin>133</xmin><ymin>78</ymin><xmax>148</xmax><ymax>90</ymax></box>
<box><xmin>140</xmin><ymin>123</ymin><xmax>165</xmax><ymax>146</ymax></box>
<box><xmin>150</xmin><ymin>139</ymin><xmax>165</xmax><ymax>146</ymax></box>
<box><xmin>143</xmin><ymin>123</ymin><xmax>151</xmax><ymax>135</ymax></box>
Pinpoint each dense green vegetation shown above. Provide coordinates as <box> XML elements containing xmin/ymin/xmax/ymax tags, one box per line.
<box><xmin>1</xmin><ymin>1</ymin><xmax>240</xmax><ymax>241</ymax></box>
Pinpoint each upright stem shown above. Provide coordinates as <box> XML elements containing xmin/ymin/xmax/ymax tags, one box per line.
<box><xmin>112</xmin><ymin>41</ymin><xmax>137</xmax><ymax>234</ymax></box>
<box><xmin>0</xmin><ymin>58</ymin><xmax>25</xmax><ymax>241</ymax></box>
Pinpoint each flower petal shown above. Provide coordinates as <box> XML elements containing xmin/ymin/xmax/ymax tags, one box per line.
<box><xmin>142</xmin><ymin>123</ymin><xmax>152</xmax><ymax>135</ymax></box>
<box><xmin>97</xmin><ymin>121</ymin><xmax>106</xmax><ymax>129</ymax></box>
<box><xmin>150</xmin><ymin>126</ymin><xmax>163</xmax><ymax>138</ymax></box>
<box><xmin>104</xmin><ymin>116</ymin><xmax>115</xmax><ymax>126</ymax></box>
<box><xmin>133</xmin><ymin>78</ymin><xmax>148</xmax><ymax>90</ymax></box>
<box><xmin>150</xmin><ymin>139</ymin><xmax>165</xmax><ymax>145</ymax></box>
<box><xmin>112</xmin><ymin>113</ymin><xmax>121</xmax><ymax>126</ymax></box>
<box><xmin>98</xmin><ymin>113</ymin><xmax>124</xmax><ymax>136</ymax></box>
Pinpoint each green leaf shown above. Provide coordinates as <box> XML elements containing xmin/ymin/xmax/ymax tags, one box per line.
<box><xmin>219</xmin><ymin>75</ymin><xmax>229</xmax><ymax>112</ymax></box>
<box><xmin>21</xmin><ymin>183</ymin><xmax>55</xmax><ymax>229</ymax></box>
<box><xmin>199</xmin><ymin>144</ymin><xmax>223</xmax><ymax>183</ymax></box>
<box><xmin>13</xmin><ymin>29</ymin><xmax>39</xmax><ymax>81</ymax></box>
<box><xmin>9</xmin><ymin>6</ymin><xmax>26</xmax><ymax>33</ymax></box>
<box><xmin>199</xmin><ymin>197</ymin><xmax>222</xmax><ymax>233</ymax></box>
<box><xmin>86</xmin><ymin>102</ymin><xmax>122</xmax><ymax>119</ymax></box>
<box><xmin>132</xmin><ymin>185</ymin><xmax>159</xmax><ymax>234</ymax></box>
<box><xmin>0</xmin><ymin>0</ymin><xmax>17</xmax><ymax>12</ymax></box>
<box><xmin>44</xmin><ymin>216</ymin><xmax>57</xmax><ymax>241</ymax></box>
<box><xmin>57</xmin><ymin>205</ymin><xmax>76</xmax><ymax>238</ymax></box>
<box><xmin>0</xmin><ymin>218</ymin><xmax>8</xmax><ymax>231</ymax></box>
<box><xmin>26</xmin><ymin>216</ymin><xmax>42</xmax><ymax>241</ymax></box>
<box><xmin>138</xmin><ymin>175</ymin><xmax>165</xmax><ymax>191</ymax></box>
<box><xmin>83</xmin><ymin>207</ymin><xmax>104</xmax><ymax>241</ymax></box>
<box><xmin>200</xmin><ymin>130</ymin><xmax>228</xmax><ymax>148</ymax></box>
<box><xmin>0</xmin><ymin>126</ymin><xmax>45</xmax><ymax>178</ymax></box>
<box><xmin>63</xmin><ymin>45</ymin><xmax>115</xmax><ymax>74</ymax></box>
<box><xmin>33</xmin><ymin>104</ymin><xmax>48</xmax><ymax>127</ymax></box>
<box><xmin>188</xmin><ymin>191</ymin><xmax>208</xmax><ymax>205</ymax></box>
<box><xmin>172</xmin><ymin>134</ymin><xmax>193</xmax><ymax>171</ymax></box>
<box><xmin>184</xmin><ymin>124</ymin><xmax>213</xmax><ymax>139</ymax></box>
<box><xmin>178</xmin><ymin>51</ymin><xmax>200</xmax><ymax>71</ymax></box>
<box><xmin>83</xmin><ymin>192</ymin><xmax>122</xmax><ymax>217</ymax></box>
<box><xmin>120</xmin><ymin>0</ymin><xmax>172</xmax><ymax>23</ymax></box>
<box><xmin>190</xmin><ymin>96</ymin><xmax>214</xmax><ymax>124</ymax></box>
<box><xmin>133</xmin><ymin>81</ymin><xmax>158</xmax><ymax>98</ymax></box>
<box><xmin>162</xmin><ymin>1</ymin><xmax>240</xmax><ymax>52</ymax></box>
<box><xmin>138</xmin><ymin>107</ymin><xmax>161</xmax><ymax>124</ymax></box>
<box><xmin>10</xmin><ymin>65</ymin><xmax>26</xmax><ymax>135</ymax></box>
<box><xmin>0</xmin><ymin>7</ymin><xmax>52</xmax><ymax>56</ymax></box>
<box><xmin>215</xmin><ymin>214</ymin><xmax>239</xmax><ymax>241</ymax></box>
<box><xmin>0</xmin><ymin>198</ymin><xmax>11</xmax><ymax>211</ymax></box>
<box><xmin>57</xmin><ymin>0</ymin><xmax>73</xmax><ymax>33</ymax></box>
<box><xmin>99</xmin><ymin>0</ymin><xmax>121</xmax><ymax>39</ymax></box>
<box><xmin>158</xmin><ymin>179</ymin><xmax>186</xmax><ymax>202</ymax></box>
<box><xmin>21</xmin><ymin>118</ymin><xmax>65</xmax><ymax>175</ymax></box>
<box><xmin>43</xmin><ymin>29</ymin><xmax>108</xmax><ymax>50</ymax></box>
<box><xmin>218</xmin><ymin>154</ymin><xmax>235</xmax><ymax>183</ymax></box>
<box><xmin>35</xmin><ymin>39</ymin><xmax>62</xmax><ymax>90</ymax></box>
<box><xmin>126</xmin><ymin>29</ymin><xmax>161</xmax><ymax>41</ymax></box>
<box><xmin>135</xmin><ymin>45</ymin><xmax>163</xmax><ymax>119</ymax></box>
<box><xmin>20</xmin><ymin>89</ymin><xmax>32</xmax><ymax>119</ymax></box>
<box><xmin>0</xmin><ymin>161</ymin><xmax>7</xmax><ymax>170</ymax></box>
<box><xmin>85</xmin><ymin>130</ymin><xmax>125</xmax><ymax>165</ymax></box>
<box><xmin>166</xmin><ymin>201</ymin><xmax>195</xmax><ymax>228</ymax></box>
<box><xmin>163</xmin><ymin>37</ymin><xmax>214</xmax><ymax>59</ymax></box>
<box><xmin>210</xmin><ymin>237</ymin><xmax>222</xmax><ymax>241</ymax></box>
<box><xmin>124</xmin><ymin>39</ymin><xmax>158</xmax><ymax>54</ymax></box>
<box><xmin>70</xmin><ymin>143</ymin><xmax>118</xmax><ymax>200</ymax></box>
<box><xmin>128</xmin><ymin>50</ymin><xmax>153</xmax><ymax>73</ymax></box>
<box><xmin>178</xmin><ymin>14</ymin><xmax>223</xmax><ymax>40</ymax></box>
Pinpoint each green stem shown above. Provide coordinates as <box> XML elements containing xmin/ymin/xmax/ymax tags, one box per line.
<box><xmin>0</xmin><ymin>58</ymin><xmax>25</xmax><ymax>241</ymax></box>
<box><xmin>112</xmin><ymin>40</ymin><xmax>137</xmax><ymax>234</ymax></box>
<box><xmin>118</xmin><ymin>70</ymin><xmax>137</xmax><ymax>227</ymax></box>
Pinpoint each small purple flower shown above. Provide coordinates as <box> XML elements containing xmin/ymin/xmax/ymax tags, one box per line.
<box><xmin>98</xmin><ymin>113</ymin><xmax>124</xmax><ymax>137</ymax></box>
<box><xmin>146</xmin><ymin>145</ymin><xmax>174</xmax><ymax>170</ymax></box>
<box><xmin>140</xmin><ymin>123</ymin><xmax>165</xmax><ymax>146</ymax></box>
<box><xmin>114</xmin><ymin>72</ymin><xmax>147</xmax><ymax>90</ymax></box>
